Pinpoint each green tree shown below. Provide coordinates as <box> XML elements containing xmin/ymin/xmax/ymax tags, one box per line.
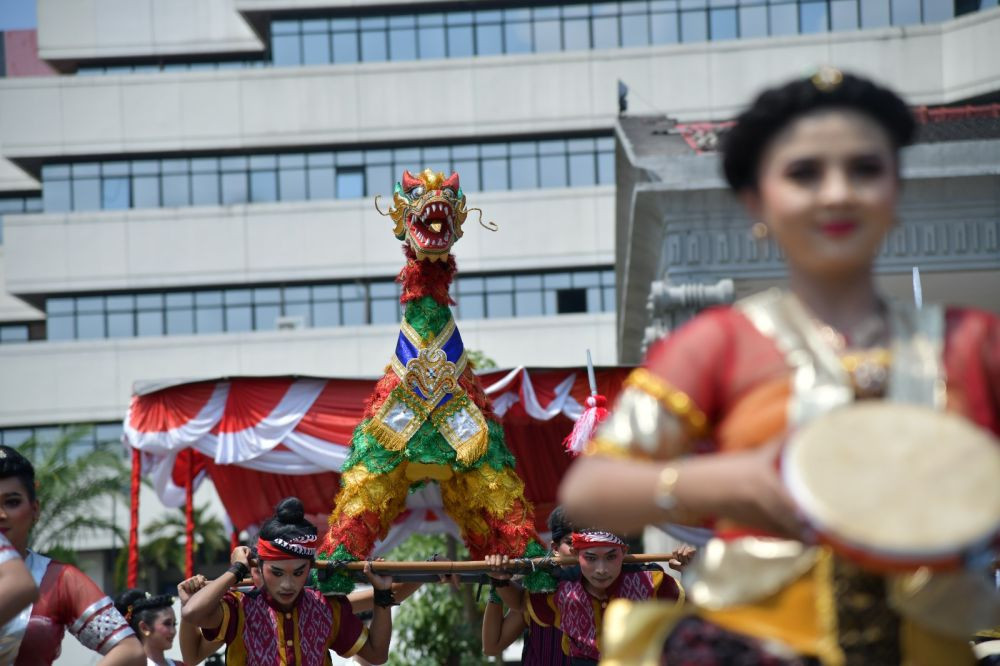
<box><xmin>16</xmin><ymin>426</ymin><xmax>130</xmax><ymax>564</ymax></box>
<box><xmin>386</xmin><ymin>534</ymin><xmax>489</xmax><ymax>666</ymax></box>
<box><xmin>116</xmin><ymin>503</ymin><xmax>229</xmax><ymax>590</ymax></box>
<box><xmin>466</xmin><ymin>349</ymin><xmax>498</xmax><ymax>371</ymax></box>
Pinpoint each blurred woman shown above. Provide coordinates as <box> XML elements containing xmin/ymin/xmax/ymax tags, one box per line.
<box><xmin>561</xmin><ymin>69</ymin><xmax>1000</xmax><ymax>664</ymax></box>
<box><xmin>0</xmin><ymin>445</ymin><xmax>145</xmax><ymax>665</ymax></box>
<box><xmin>0</xmin><ymin>531</ymin><xmax>37</xmax><ymax>625</ymax></box>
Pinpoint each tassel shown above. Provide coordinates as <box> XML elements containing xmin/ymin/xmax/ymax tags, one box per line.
<box><xmin>563</xmin><ymin>394</ymin><xmax>609</xmax><ymax>456</ymax></box>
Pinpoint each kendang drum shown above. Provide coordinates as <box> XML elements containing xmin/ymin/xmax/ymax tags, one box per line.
<box><xmin>782</xmin><ymin>402</ymin><xmax>1000</xmax><ymax>572</ymax></box>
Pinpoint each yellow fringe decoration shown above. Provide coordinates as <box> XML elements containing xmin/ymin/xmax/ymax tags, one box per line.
<box><xmin>331</xmin><ymin>464</ymin><xmax>411</xmax><ymax>534</ymax></box>
<box><xmin>439</xmin><ymin>465</ymin><xmax>530</xmax><ymax>537</ymax></box>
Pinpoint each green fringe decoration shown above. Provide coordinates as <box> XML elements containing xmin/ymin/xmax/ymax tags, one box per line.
<box><xmin>344</xmin><ymin>418</ymin><xmax>516</xmax><ymax>477</ymax></box>
<box><xmin>313</xmin><ymin>544</ymin><xmax>358</xmax><ymax>595</ymax></box>
<box><xmin>520</xmin><ymin>541</ymin><xmax>557</xmax><ymax>592</ymax></box>
<box><xmin>403</xmin><ymin>296</ymin><xmax>452</xmax><ymax>341</ymax></box>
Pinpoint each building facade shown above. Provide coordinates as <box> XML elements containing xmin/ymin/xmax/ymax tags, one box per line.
<box><xmin>1</xmin><ymin>2</ymin><xmax>999</xmax><ymax>660</ymax></box>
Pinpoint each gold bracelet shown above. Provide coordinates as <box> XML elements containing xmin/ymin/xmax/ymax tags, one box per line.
<box><xmin>654</xmin><ymin>463</ymin><xmax>681</xmax><ymax>513</ymax></box>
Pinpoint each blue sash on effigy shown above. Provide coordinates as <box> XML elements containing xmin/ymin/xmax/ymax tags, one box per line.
<box><xmin>394</xmin><ymin>324</ymin><xmax>465</xmax><ymax>407</ymax></box>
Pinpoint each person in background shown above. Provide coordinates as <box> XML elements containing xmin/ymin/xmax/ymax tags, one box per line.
<box><xmin>114</xmin><ymin>589</ymin><xmax>186</xmax><ymax>666</ymax></box>
<box><xmin>0</xmin><ymin>445</ymin><xmax>146</xmax><ymax>665</ymax></box>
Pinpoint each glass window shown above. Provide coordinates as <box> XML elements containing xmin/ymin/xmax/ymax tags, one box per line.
<box><xmin>592</xmin><ymin>16</ymin><xmax>619</xmax><ymax>48</ymax></box>
<box><xmin>389</xmin><ymin>27</ymin><xmax>417</xmax><ymax>60</ymax></box>
<box><xmin>250</xmin><ymin>169</ymin><xmax>278</xmax><ymax>203</ymax></box>
<box><xmin>107</xmin><ymin>312</ymin><xmax>134</xmax><ymax>338</ymax></box>
<box><xmin>272</xmin><ymin>34</ymin><xmax>302</xmax><ymax>66</ymax></box>
<box><xmin>191</xmin><ymin>173</ymin><xmax>219</xmax><ymax>206</ymax></box>
<box><xmin>457</xmin><ymin>293</ymin><xmax>484</xmax><ymax>319</ymax></box>
<box><xmin>556</xmin><ymin>288</ymin><xmax>587</xmax><ymax>314</ymax></box>
<box><xmin>515</xmin><ymin>290</ymin><xmax>543</xmax><ymax>316</ymax></box>
<box><xmin>680</xmin><ymin>9</ymin><xmax>708</xmax><ymax>41</ymax></box>
<box><xmin>891</xmin><ymin>0</ymin><xmax>922</xmax><ymax>25</ymax></box>
<box><xmin>710</xmin><ymin>7</ymin><xmax>738</xmax><ymax>39</ymax></box>
<box><xmin>831</xmin><ymin>0</ymin><xmax>860</xmax><ymax>30</ymax></box>
<box><xmin>365</xmin><ymin>165</ymin><xmax>393</xmax><ymax>196</ymax></box>
<box><xmin>476</xmin><ymin>23</ymin><xmax>503</xmax><ymax>55</ymax></box>
<box><xmin>308</xmin><ymin>166</ymin><xmax>335</xmax><ymax>200</ymax></box>
<box><xmin>621</xmin><ymin>14</ymin><xmax>650</xmax><ymax>46</ymax></box>
<box><xmin>533</xmin><ymin>19</ymin><xmax>562</xmax><ymax>52</ymax></box>
<box><xmin>770</xmin><ymin>2</ymin><xmax>799</xmax><ymax>34</ymax></box>
<box><xmin>361</xmin><ymin>29</ymin><xmax>388</xmax><ymax>62</ymax></box>
<box><xmin>800</xmin><ymin>1</ymin><xmax>829</xmax><ymax>33</ymax></box>
<box><xmin>254</xmin><ymin>304</ymin><xmax>281</xmax><ymax>330</ymax></box>
<box><xmin>46</xmin><ymin>315</ymin><xmax>74</xmax><ymax>340</ymax></box>
<box><xmin>162</xmin><ymin>173</ymin><xmax>190</xmax><ymax>207</ymax></box>
<box><xmin>332</xmin><ymin>31</ymin><xmax>359</xmax><ymax>63</ymax></box>
<box><xmin>71</xmin><ymin>178</ymin><xmax>101</xmax><ymax>211</ymax></box>
<box><xmin>861</xmin><ymin>0</ymin><xmax>891</xmax><ymax>27</ymax></box>
<box><xmin>137</xmin><ymin>310</ymin><xmax>163</xmax><ymax>336</ymax></box>
<box><xmin>419</xmin><ymin>25</ymin><xmax>447</xmax><ymax>58</ymax></box>
<box><xmin>336</xmin><ymin>169</ymin><xmax>365</xmax><ymax>199</ymax></box>
<box><xmin>278</xmin><ymin>167</ymin><xmax>307</xmax><ymax>201</ymax></box>
<box><xmin>651</xmin><ymin>10</ymin><xmax>680</xmax><ymax>43</ymax></box>
<box><xmin>539</xmin><ymin>155</ymin><xmax>567</xmax><ymax>188</ymax></box>
<box><xmin>166</xmin><ymin>294</ymin><xmax>195</xmax><ymax>335</ymax></box>
<box><xmin>221</xmin><ymin>172</ymin><xmax>248</xmax><ymax>205</ymax></box>
<box><xmin>568</xmin><ymin>153</ymin><xmax>596</xmax><ymax>187</ymax></box>
<box><xmin>922</xmin><ymin>0</ymin><xmax>953</xmax><ymax>22</ymax></box>
<box><xmin>77</xmin><ymin>312</ymin><xmax>104</xmax><ymax>339</ymax></box>
<box><xmin>486</xmin><ymin>292</ymin><xmax>513</xmax><ymax>318</ymax></box>
<box><xmin>447</xmin><ymin>25</ymin><xmax>474</xmax><ymax>57</ymax></box>
<box><xmin>102</xmin><ymin>177</ymin><xmax>130</xmax><ymax>210</ymax></box>
<box><xmin>481</xmin><ymin>158</ymin><xmax>509</xmax><ymax>191</ymax></box>
<box><xmin>503</xmin><ymin>19</ymin><xmax>532</xmax><ymax>53</ymax></box>
<box><xmin>42</xmin><ymin>178</ymin><xmax>71</xmax><ymax>212</ymax></box>
<box><xmin>342</xmin><ymin>298</ymin><xmax>365</xmax><ymax>326</ymax></box>
<box><xmin>510</xmin><ymin>155</ymin><xmax>538</xmax><ymax>190</ymax></box>
<box><xmin>133</xmin><ymin>175</ymin><xmax>160</xmax><ymax>208</ymax></box>
<box><xmin>302</xmin><ymin>32</ymin><xmax>331</xmax><ymax>65</ymax></box>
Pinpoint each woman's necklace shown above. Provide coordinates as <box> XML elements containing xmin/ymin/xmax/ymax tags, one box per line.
<box><xmin>810</xmin><ymin>304</ymin><xmax>892</xmax><ymax>399</ymax></box>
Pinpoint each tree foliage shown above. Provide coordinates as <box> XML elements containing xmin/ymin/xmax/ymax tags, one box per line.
<box><xmin>386</xmin><ymin>534</ymin><xmax>489</xmax><ymax>666</ymax></box>
<box><xmin>16</xmin><ymin>426</ymin><xmax>130</xmax><ymax>564</ymax></box>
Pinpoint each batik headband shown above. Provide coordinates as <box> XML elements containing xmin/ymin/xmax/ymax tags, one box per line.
<box><xmin>256</xmin><ymin>533</ymin><xmax>317</xmax><ymax>561</ymax></box>
<box><xmin>571</xmin><ymin>530</ymin><xmax>627</xmax><ymax>551</ymax></box>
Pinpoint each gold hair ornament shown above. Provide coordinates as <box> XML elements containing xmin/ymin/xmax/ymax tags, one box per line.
<box><xmin>811</xmin><ymin>66</ymin><xmax>844</xmax><ymax>93</ymax></box>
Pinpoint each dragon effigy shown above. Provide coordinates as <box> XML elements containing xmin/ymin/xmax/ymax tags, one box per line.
<box><xmin>315</xmin><ymin>169</ymin><xmax>553</xmax><ymax>594</ymax></box>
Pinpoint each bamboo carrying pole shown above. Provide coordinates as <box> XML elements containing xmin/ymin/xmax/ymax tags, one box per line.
<box><xmin>232</xmin><ymin>553</ymin><xmax>679</xmax><ymax>586</ymax></box>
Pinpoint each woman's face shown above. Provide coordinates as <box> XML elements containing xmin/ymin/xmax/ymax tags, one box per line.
<box><xmin>259</xmin><ymin>558</ymin><xmax>311</xmax><ymax>610</ymax></box>
<box><xmin>142</xmin><ymin>608</ymin><xmax>177</xmax><ymax>651</ymax></box>
<box><xmin>577</xmin><ymin>546</ymin><xmax>624</xmax><ymax>592</ymax></box>
<box><xmin>746</xmin><ymin>108</ymin><xmax>899</xmax><ymax>280</ymax></box>
<box><xmin>0</xmin><ymin>476</ymin><xmax>39</xmax><ymax>553</ymax></box>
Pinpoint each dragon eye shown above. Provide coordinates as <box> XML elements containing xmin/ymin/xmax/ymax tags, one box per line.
<box><xmin>408</xmin><ymin>185</ymin><xmax>425</xmax><ymax>198</ymax></box>
<box><xmin>442</xmin><ymin>187</ymin><xmax>456</xmax><ymax>198</ymax></box>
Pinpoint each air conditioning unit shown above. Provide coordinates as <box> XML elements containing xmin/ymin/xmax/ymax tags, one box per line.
<box><xmin>275</xmin><ymin>315</ymin><xmax>306</xmax><ymax>331</ymax></box>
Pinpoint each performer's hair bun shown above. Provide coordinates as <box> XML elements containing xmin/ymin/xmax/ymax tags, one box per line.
<box><xmin>721</xmin><ymin>70</ymin><xmax>915</xmax><ymax>193</ymax></box>
<box><xmin>260</xmin><ymin>496</ymin><xmax>316</xmax><ymax>542</ymax></box>
<box><xmin>0</xmin><ymin>445</ymin><xmax>36</xmax><ymax>502</ymax></box>
<box><xmin>113</xmin><ymin>588</ymin><xmax>174</xmax><ymax>637</ymax></box>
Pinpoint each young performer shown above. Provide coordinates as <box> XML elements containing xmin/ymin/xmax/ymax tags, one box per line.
<box><xmin>488</xmin><ymin>528</ymin><xmax>681</xmax><ymax>665</ymax></box>
<box><xmin>0</xmin><ymin>531</ymin><xmax>37</xmax><ymax>626</ymax></box>
<box><xmin>182</xmin><ymin>497</ymin><xmax>394</xmax><ymax>665</ymax></box>
<box><xmin>560</xmin><ymin>69</ymin><xmax>1000</xmax><ymax>664</ymax></box>
<box><xmin>482</xmin><ymin>505</ymin><xmax>579</xmax><ymax>664</ymax></box>
<box><xmin>0</xmin><ymin>445</ymin><xmax>145</xmax><ymax>665</ymax></box>
<box><xmin>114</xmin><ymin>590</ymin><xmax>185</xmax><ymax>666</ymax></box>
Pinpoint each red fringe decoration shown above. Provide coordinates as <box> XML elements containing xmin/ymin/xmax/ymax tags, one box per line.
<box><xmin>562</xmin><ymin>394</ymin><xmax>609</xmax><ymax>456</ymax></box>
<box><xmin>471</xmin><ymin>499</ymin><xmax>538</xmax><ymax>560</ymax></box>
<box><xmin>363</xmin><ymin>373</ymin><xmax>401</xmax><ymax>419</ymax></box>
<box><xmin>322</xmin><ymin>510</ymin><xmax>382</xmax><ymax>559</ymax></box>
<box><xmin>127</xmin><ymin>448</ymin><xmax>141</xmax><ymax>589</ymax></box>
<box><xmin>459</xmin><ymin>371</ymin><xmax>497</xmax><ymax>421</ymax></box>
<box><xmin>397</xmin><ymin>245</ymin><xmax>456</xmax><ymax>306</ymax></box>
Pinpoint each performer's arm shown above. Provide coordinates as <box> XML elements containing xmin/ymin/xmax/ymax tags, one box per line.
<box><xmin>481</xmin><ymin>592</ymin><xmax>526</xmax><ymax>656</ymax></box>
<box><xmin>183</xmin><ymin>546</ymin><xmax>250</xmax><ymax>629</ymax></box>
<box><xmin>0</xmin><ymin>535</ymin><xmax>37</xmax><ymax>625</ymax></box>
<box><xmin>97</xmin><ymin>640</ymin><xmax>147</xmax><ymax>666</ymax></box>
<box><xmin>348</xmin><ymin>581</ymin><xmax>421</xmax><ymax>614</ymax></box>
<box><xmin>354</xmin><ymin>562</ymin><xmax>393</xmax><ymax>665</ymax></box>
<box><xmin>177</xmin><ymin>575</ymin><xmax>224</xmax><ymax>664</ymax></box>
<box><xmin>484</xmin><ymin>554</ymin><xmax>526</xmax><ymax>612</ymax></box>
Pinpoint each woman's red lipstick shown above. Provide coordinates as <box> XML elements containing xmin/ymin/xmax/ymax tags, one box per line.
<box><xmin>820</xmin><ymin>220</ymin><xmax>858</xmax><ymax>238</ymax></box>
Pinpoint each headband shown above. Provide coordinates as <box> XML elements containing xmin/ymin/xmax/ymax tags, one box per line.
<box><xmin>571</xmin><ymin>530</ymin><xmax>627</xmax><ymax>551</ymax></box>
<box><xmin>256</xmin><ymin>534</ymin><xmax>317</xmax><ymax>561</ymax></box>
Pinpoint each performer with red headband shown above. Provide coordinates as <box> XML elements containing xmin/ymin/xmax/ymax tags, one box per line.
<box><xmin>487</xmin><ymin>528</ymin><xmax>681</xmax><ymax>665</ymax></box>
<box><xmin>182</xmin><ymin>497</ymin><xmax>394</xmax><ymax>665</ymax></box>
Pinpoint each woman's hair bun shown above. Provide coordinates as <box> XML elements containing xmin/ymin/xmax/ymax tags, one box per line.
<box><xmin>275</xmin><ymin>496</ymin><xmax>305</xmax><ymax>524</ymax></box>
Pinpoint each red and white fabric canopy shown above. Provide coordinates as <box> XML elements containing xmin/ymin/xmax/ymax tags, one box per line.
<box><xmin>123</xmin><ymin>367</ymin><xmax>631</xmax><ymax>550</ymax></box>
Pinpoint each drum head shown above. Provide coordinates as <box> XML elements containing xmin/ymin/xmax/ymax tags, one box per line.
<box><xmin>783</xmin><ymin>403</ymin><xmax>1000</xmax><ymax>565</ymax></box>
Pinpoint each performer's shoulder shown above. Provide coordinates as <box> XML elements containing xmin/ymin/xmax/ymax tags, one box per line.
<box><xmin>944</xmin><ymin>305</ymin><xmax>1000</xmax><ymax>337</ymax></box>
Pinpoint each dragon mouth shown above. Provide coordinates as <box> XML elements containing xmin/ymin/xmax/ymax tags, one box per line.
<box><xmin>407</xmin><ymin>201</ymin><xmax>454</xmax><ymax>252</ymax></box>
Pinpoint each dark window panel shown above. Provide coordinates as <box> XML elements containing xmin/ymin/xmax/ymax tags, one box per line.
<box><xmin>556</xmin><ymin>288</ymin><xmax>587</xmax><ymax>314</ymax></box>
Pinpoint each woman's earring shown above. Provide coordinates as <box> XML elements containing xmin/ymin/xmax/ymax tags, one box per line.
<box><xmin>751</xmin><ymin>222</ymin><xmax>769</xmax><ymax>240</ymax></box>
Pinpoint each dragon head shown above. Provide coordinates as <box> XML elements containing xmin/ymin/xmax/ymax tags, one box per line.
<box><xmin>386</xmin><ymin>169</ymin><xmax>469</xmax><ymax>262</ymax></box>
